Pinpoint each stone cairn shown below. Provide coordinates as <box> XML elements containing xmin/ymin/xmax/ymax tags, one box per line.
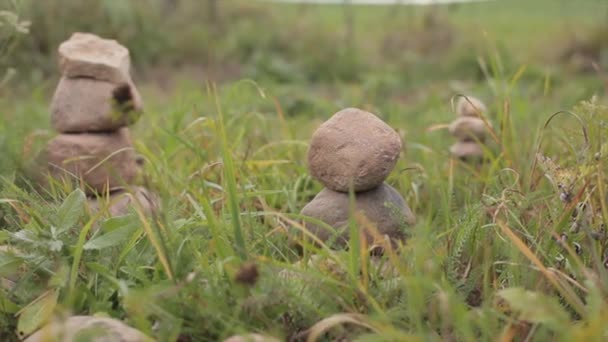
<box><xmin>448</xmin><ymin>96</ymin><xmax>489</xmax><ymax>161</ymax></box>
<box><xmin>44</xmin><ymin>33</ymin><xmax>155</xmax><ymax>216</ymax></box>
<box><xmin>301</xmin><ymin>108</ymin><xmax>416</xmax><ymax>251</ymax></box>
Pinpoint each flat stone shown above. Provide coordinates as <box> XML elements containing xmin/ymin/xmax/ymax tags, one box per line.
<box><xmin>308</xmin><ymin>108</ymin><xmax>402</xmax><ymax>192</ymax></box>
<box><xmin>45</xmin><ymin>128</ymin><xmax>139</xmax><ymax>194</ymax></box>
<box><xmin>300</xmin><ymin>183</ymin><xmax>415</xmax><ymax>249</ymax></box>
<box><xmin>24</xmin><ymin>315</ymin><xmax>152</xmax><ymax>342</ymax></box>
<box><xmin>224</xmin><ymin>334</ymin><xmax>281</xmax><ymax>342</ymax></box>
<box><xmin>51</xmin><ymin>77</ymin><xmax>143</xmax><ymax>133</ymax></box>
<box><xmin>88</xmin><ymin>187</ymin><xmax>159</xmax><ymax>217</ymax></box>
<box><xmin>58</xmin><ymin>32</ymin><xmax>130</xmax><ymax>83</ymax></box>
<box><xmin>456</xmin><ymin>96</ymin><xmax>486</xmax><ymax>117</ymax></box>
<box><xmin>450</xmin><ymin>141</ymin><xmax>484</xmax><ymax>160</ymax></box>
<box><xmin>448</xmin><ymin>116</ymin><xmax>487</xmax><ymax>141</ymax></box>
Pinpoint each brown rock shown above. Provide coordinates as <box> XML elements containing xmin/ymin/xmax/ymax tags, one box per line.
<box><xmin>51</xmin><ymin>77</ymin><xmax>143</xmax><ymax>133</ymax></box>
<box><xmin>300</xmin><ymin>183</ymin><xmax>415</xmax><ymax>249</ymax></box>
<box><xmin>308</xmin><ymin>108</ymin><xmax>402</xmax><ymax>192</ymax></box>
<box><xmin>224</xmin><ymin>334</ymin><xmax>281</xmax><ymax>342</ymax></box>
<box><xmin>58</xmin><ymin>32</ymin><xmax>130</xmax><ymax>83</ymax></box>
<box><xmin>448</xmin><ymin>116</ymin><xmax>487</xmax><ymax>142</ymax></box>
<box><xmin>88</xmin><ymin>187</ymin><xmax>158</xmax><ymax>217</ymax></box>
<box><xmin>45</xmin><ymin>128</ymin><xmax>138</xmax><ymax>194</ymax></box>
<box><xmin>456</xmin><ymin>96</ymin><xmax>486</xmax><ymax>117</ymax></box>
<box><xmin>24</xmin><ymin>315</ymin><xmax>152</xmax><ymax>342</ymax></box>
<box><xmin>450</xmin><ymin>141</ymin><xmax>484</xmax><ymax>160</ymax></box>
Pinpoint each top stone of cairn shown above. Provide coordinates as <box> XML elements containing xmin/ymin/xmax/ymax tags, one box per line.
<box><xmin>58</xmin><ymin>32</ymin><xmax>130</xmax><ymax>83</ymax></box>
<box><xmin>308</xmin><ymin>108</ymin><xmax>402</xmax><ymax>192</ymax></box>
<box><xmin>456</xmin><ymin>96</ymin><xmax>486</xmax><ymax>117</ymax></box>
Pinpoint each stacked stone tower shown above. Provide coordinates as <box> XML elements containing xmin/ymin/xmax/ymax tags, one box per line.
<box><xmin>449</xmin><ymin>96</ymin><xmax>489</xmax><ymax>160</ymax></box>
<box><xmin>44</xmin><ymin>33</ymin><xmax>155</xmax><ymax>216</ymax></box>
<box><xmin>301</xmin><ymin>108</ymin><xmax>416</xmax><ymax>250</ymax></box>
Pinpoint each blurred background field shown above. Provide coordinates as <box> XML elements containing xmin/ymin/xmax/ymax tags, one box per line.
<box><xmin>2</xmin><ymin>0</ymin><xmax>607</xmax><ymax>175</ymax></box>
<box><xmin>2</xmin><ymin>0</ymin><xmax>608</xmax><ymax>341</ymax></box>
<box><xmin>4</xmin><ymin>0</ymin><xmax>608</xmax><ymax>85</ymax></box>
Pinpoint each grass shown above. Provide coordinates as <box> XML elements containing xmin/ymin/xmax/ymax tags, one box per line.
<box><xmin>1</xmin><ymin>0</ymin><xmax>608</xmax><ymax>341</ymax></box>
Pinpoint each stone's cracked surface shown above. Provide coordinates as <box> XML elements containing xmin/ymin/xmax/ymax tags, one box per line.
<box><xmin>456</xmin><ymin>96</ymin><xmax>486</xmax><ymax>117</ymax></box>
<box><xmin>450</xmin><ymin>141</ymin><xmax>484</xmax><ymax>160</ymax></box>
<box><xmin>88</xmin><ymin>187</ymin><xmax>159</xmax><ymax>217</ymax></box>
<box><xmin>308</xmin><ymin>108</ymin><xmax>402</xmax><ymax>192</ymax></box>
<box><xmin>51</xmin><ymin>76</ymin><xmax>143</xmax><ymax>133</ymax></box>
<box><xmin>300</xmin><ymin>183</ymin><xmax>415</xmax><ymax>248</ymax></box>
<box><xmin>45</xmin><ymin>128</ymin><xmax>139</xmax><ymax>194</ymax></box>
<box><xmin>448</xmin><ymin>116</ymin><xmax>487</xmax><ymax>142</ymax></box>
<box><xmin>58</xmin><ymin>32</ymin><xmax>131</xmax><ymax>83</ymax></box>
<box><xmin>24</xmin><ymin>315</ymin><xmax>152</xmax><ymax>342</ymax></box>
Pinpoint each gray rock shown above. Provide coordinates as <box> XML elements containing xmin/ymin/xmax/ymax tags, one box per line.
<box><xmin>448</xmin><ymin>116</ymin><xmax>487</xmax><ymax>142</ymax></box>
<box><xmin>450</xmin><ymin>141</ymin><xmax>484</xmax><ymax>160</ymax></box>
<box><xmin>58</xmin><ymin>32</ymin><xmax>130</xmax><ymax>83</ymax></box>
<box><xmin>24</xmin><ymin>315</ymin><xmax>152</xmax><ymax>342</ymax></box>
<box><xmin>456</xmin><ymin>96</ymin><xmax>486</xmax><ymax>117</ymax></box>
<box><xmin>300</xmin><ymin>183</ymin><xmax>415</xmax><ymax>249</ymax></box>
<box><xmin>88</xmin><ymin>187</ymin><xmax>159</xmax><ymax>217</ymax></box>
<box><xmin>45</xmin><ymin>128</ymin><xmax>139</xmax><ymax>194</ymax></box>
<box><xmin>51</xmin><ymin>77</ymin><xmax>143</xmax><ymax>133</ymax></box>
<box><xmin>308</xmin><ymin>108</ymin><xmax>402</xmax><ymax>192</ymax></box>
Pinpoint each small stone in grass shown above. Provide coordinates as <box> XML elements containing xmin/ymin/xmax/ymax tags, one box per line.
<box><xmin>23</xmin><ymin>315</ymin><xmax>153</xmax><ymax>342</ymax></box>
<box><xmin>88</xmin><ymin>186</ymin><xmax>158</xmax><ymax>217</ymax></box>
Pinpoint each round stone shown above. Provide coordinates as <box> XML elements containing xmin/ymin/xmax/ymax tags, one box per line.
<box><xmin>88</xmin><ymin>187</ymin><xmax>158</xmax><ymax>217</ymax></box>
<box><xmin>448</xmin><ymin>116</ymin><xmax>487</xmax><ymax>142</ymax></box>
<box><xmin>300</xmin><ymin>183</ymin><xmax>415</xmax><ymax>249</ymax></box>
<box><xmin>51</xmin><ymin>77</ymin><xmax>143</xmax><ymax>133</ymax></box>
<box><xmin>308</xmin><ymin>108</ymin><xmax>402</xmax><ymax>192</ymax></box>
<box><xmin>450</xmin><ymin>141</ymin><xmax>484</xmax><ymax>160</ymax></box>
<box><xmin>58</xmin><ymin>32</ymin><xmax>131</xmax><ymax>83</ymax></box>
<box><xmin>24</xmin><ymin>315</ymin><xmax>152</xmax><ymax>342</ymax></box>
<box><xmin>456</xmin><ymin>96</ymin><xmax>486</xmax><ymax>117</ymax></box>
<box><xmin>45</xmin><ymin>128</ymin><xmax>139</xmax><ymax>195</ymax></box>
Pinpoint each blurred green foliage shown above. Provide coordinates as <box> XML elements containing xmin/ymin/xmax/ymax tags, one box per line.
<box><xmin>5</xmin><ymin>0</ymin><xmax>604</xmax><ymax>86</ymax></box>
<box><xmin>0</xmin><ymin>1</ymin><xmax>29</xmax><ymax>88</ymax></box>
